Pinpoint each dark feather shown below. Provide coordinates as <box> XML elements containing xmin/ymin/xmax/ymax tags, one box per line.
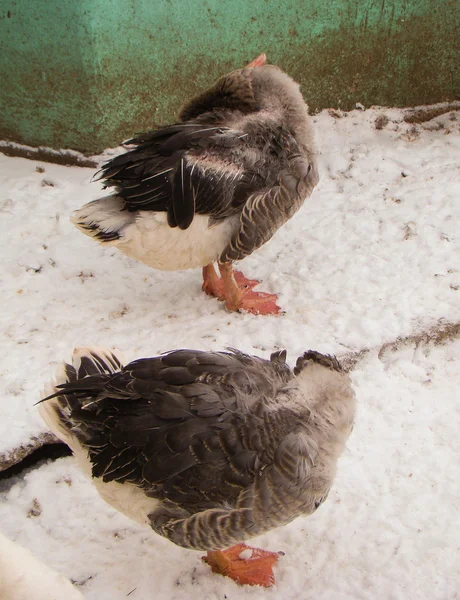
<box><xmin>170</xmin><ymin>158</ymin><xmax>195</xmax><ymax>229</ymax></box>
<box><xmin>46</xmin><ymin>348</ymin><xmax>295</xmax><ymax>508</ymax></box>
<box><xmin>95</xmin><ymin>115</ymin><xmax>292</xmax><ymax>231</ymax></box>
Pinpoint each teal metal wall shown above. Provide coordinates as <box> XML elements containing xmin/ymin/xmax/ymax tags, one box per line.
<box><xmin>1</xmin><ymin>0</ymin><xmax>459</xmax><ymax>154</ymax></box>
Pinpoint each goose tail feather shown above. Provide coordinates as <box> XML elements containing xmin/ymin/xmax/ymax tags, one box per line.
<box><xmin>38</xmin><ymin>347</ymin><xmax>124</xmax><ymax>447</ymax></box>
<box><xmin>70</xmin><ymin>196</ymin><xmax>133</xmax><ymax>246</ymax></box>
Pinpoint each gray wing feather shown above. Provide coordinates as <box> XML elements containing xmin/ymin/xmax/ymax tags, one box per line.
<box><xmin>221</xmin><ymin>155</ymin><xmax>319</xmax><ymax>262</ymax></box>
<box><xmin>150</xmin><ymin>429</ymin><xmax>322</xmax><ymax>550</ymax></box>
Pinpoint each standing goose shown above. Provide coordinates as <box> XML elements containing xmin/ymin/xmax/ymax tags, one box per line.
<box><xmin>39</xmin><ymin>346</ymin><xmax>355</xmax><ymax>587</ymax></box>
<box><xmin>72</xmin><ymin>54</ymin><xmax>318</xmax><ymax>315</ymax></box>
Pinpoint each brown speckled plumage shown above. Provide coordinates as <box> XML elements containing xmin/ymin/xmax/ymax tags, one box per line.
<box><xmin>40</xmin><ymin>346</ymin><xmax>355</xmax><ymax>551</ymax></box>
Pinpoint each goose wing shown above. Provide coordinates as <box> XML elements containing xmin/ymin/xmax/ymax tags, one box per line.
<box><xmin>49</xmin><ymin>349</ymin><xmax>293</xmax><ymax>508</ymax></box>
<box><xmin>221</xmin><ymin>135</ymin><xmax>319</xmax><ymax>262</ymax></box>
<box><xmin>97</xmin><ymin>123</ymin><xmax>269</xmax><ymax>230</ymax></box>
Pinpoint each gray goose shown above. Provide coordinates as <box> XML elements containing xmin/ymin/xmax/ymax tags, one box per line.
<box><xmin>72</xmin><ymin>54</ymin><xmax>318</xmax><ymax>315</ymax></box>
<box><xmin>39</xmin><ymin>346</ymin><xmax>355</xmax><ymax>587</ymax></box>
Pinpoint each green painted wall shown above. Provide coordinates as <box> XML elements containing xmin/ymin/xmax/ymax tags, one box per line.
<box><xmin>1</xmin><ymin>0</ymin><xmax>459</xmax><ymax>154</ymax></box>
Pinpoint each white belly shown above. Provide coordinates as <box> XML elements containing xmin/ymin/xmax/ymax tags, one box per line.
<box><xmin>117</xmin><ymin>212</ymin><xmax>239</xmax><ymax>271</ymax></box>
<box><xmin>91</xmin><ymin>468</ymin><xmax>159</xmax><ymax>527</ymax></box>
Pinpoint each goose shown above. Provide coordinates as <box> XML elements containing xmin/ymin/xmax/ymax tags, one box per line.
<box><xmin>39</xmin><ymin>345</ymin><xmax>355</xmax><ymax>587</ymax></box>
<box><xmin>72</xmin><ymin>53</ymin><xmax>318</xmax><ymax>315</ymax></box>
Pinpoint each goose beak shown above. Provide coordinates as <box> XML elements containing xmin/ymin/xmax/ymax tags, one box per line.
<box><xmin>245</xmin><ymin>53</ymin><xmax>267</xmax><ymax>68</ymax></box>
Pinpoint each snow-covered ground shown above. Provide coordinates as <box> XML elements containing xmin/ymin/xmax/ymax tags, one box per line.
<box><xmin>0</xmin><ymin>106</ymin><xmax>459</xmax><ymax>599</ymax></box>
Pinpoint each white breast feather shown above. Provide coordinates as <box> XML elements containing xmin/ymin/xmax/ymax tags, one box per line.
<box><xmin>72</xmin><ymin>196</ymin><xmax>240</xmax><ymax>271</ymax></box>
<box><xmin>118</xmin><ymin>212</ymin><xmax>239</xmax><ymax>271</ymax></box>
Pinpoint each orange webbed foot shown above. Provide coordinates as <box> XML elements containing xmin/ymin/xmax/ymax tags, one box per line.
<box><xmin>232</xmin><ymin>270</ymin><xmax>261</xmax><ymax>291</ymax></box>
<box><xmin>203</xmin><ymin>543</ymin><xmax>282</xmax><ymax>587</ymax></box>
<box><xmin>225</xmin><ymin>269</ymin><xmax>281</xmax><ymax>315</ymax></box>
<box><xmin>236</xmin><ymin>289</ymin><xmax>281</xmax><ymax>315</ymax></box>
<box><xmin>202</xmin><ymin>277</ymin><xmax>225</xmax><ymax>300</ymax></box>
<box><xmin>202</xmin><ymin>264</ymin><xmax>225</xmax><ymax>300</ymax></box>
<box><xmin>203</xmin><ymin>264</ymin><xmax>282</xmax><ymax>315</ymax></box>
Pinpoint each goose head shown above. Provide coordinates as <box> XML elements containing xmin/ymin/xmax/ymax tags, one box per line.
<box><xmin>178</xmin><ymin>53</ymin><xmax>265</xmax><ymax>120</ymax></box>
<box><xmin>178</xmin><ymin>54</ymin><xmax>314</xmax><ymax>150</ymax></box>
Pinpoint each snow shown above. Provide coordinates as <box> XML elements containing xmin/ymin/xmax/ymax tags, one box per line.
<box><xmin>0</xmin><ymin>106</ymin><xmax>459</xmax><ymax>599</ymax></box>
<box><xmin>0</xmin><ymin>531</ymin><xmax>84</xmax><ymax>600</ymax></box>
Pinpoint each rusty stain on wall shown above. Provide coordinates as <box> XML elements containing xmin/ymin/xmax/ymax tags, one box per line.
<box><xmin>1</xmin><ymin>0</ymin><xmax>459</xmax><ymax>154</ymax></box>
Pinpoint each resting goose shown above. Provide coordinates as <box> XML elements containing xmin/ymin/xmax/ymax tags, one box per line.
<box><xmin>72</xmin><ymin>53</ymin><xmax>318</xmax><ymax>315</ymax></box>
<box><xmin>39</xmin><ymin>346</ymin><xmax>355</xmax><ymax>587</ymax></box>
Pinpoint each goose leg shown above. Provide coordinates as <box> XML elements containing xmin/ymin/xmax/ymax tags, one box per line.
<box><xmin>218</xmin><ymin>262</ymin><xmax>281</xmax><ymax>315</ymax></box>
<box><xmin>202</xmin><ymin>264</ymin><xmax>225</xmax><ymax>300</ymax></box>
<box><xmin>203</xmin><ymin>543</ymin><xmax>281</xmax><ymax>587</ymax></box>
<box><xmin>203</xmin><ymin>263</ymin><xmax>260</xmax><ymax>300</ymax></box>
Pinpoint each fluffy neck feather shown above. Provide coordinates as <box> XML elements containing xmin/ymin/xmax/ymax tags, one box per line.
<box><xmin>280</xmin><ymin>363</ymin><xmax>356</xmax><ymax>456</ymax></box>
